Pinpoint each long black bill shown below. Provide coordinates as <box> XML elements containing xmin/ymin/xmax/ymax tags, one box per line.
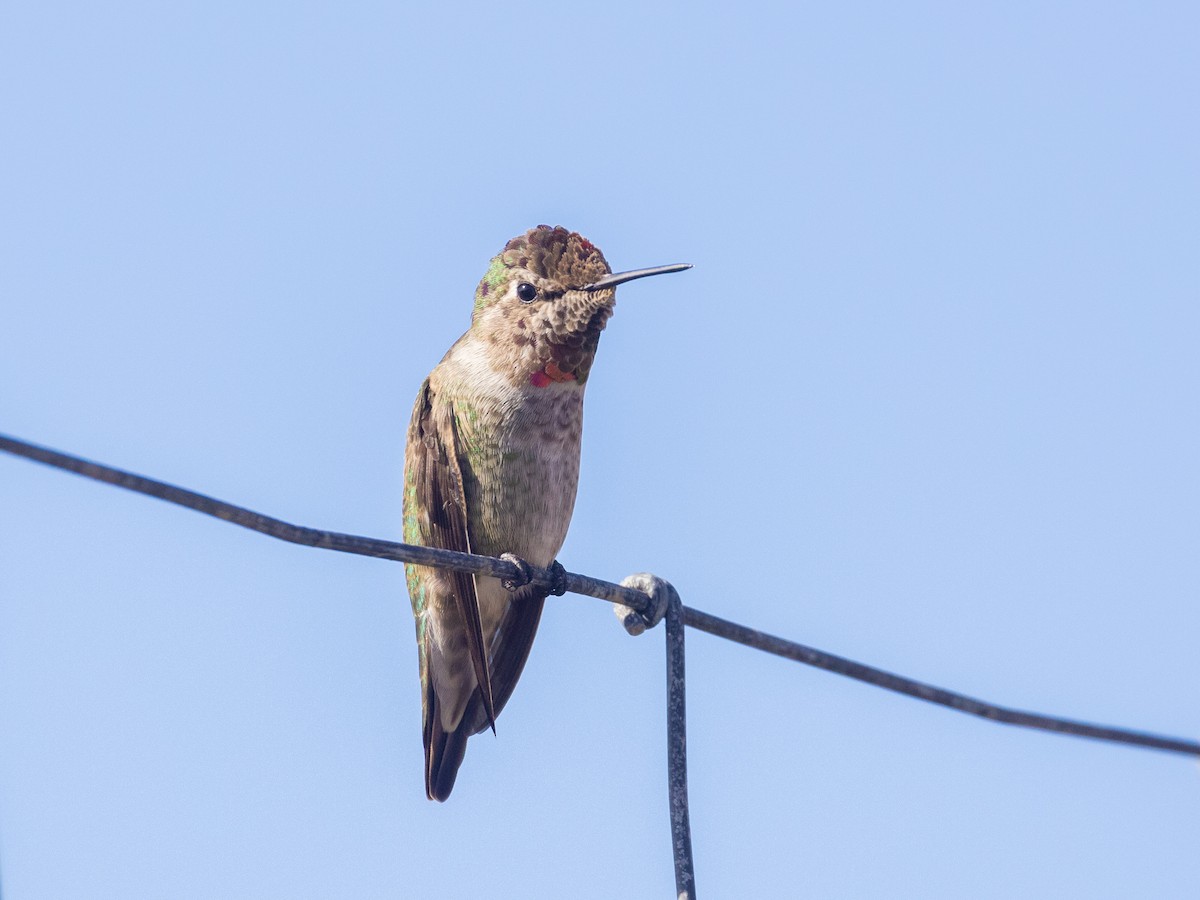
<box><xmin>581</xmin><ymin>263</ymin><xmax>692</xmax><ymax>292</ymax></box>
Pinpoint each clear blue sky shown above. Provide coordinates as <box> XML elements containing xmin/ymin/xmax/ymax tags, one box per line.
<box><xmin>2</xmin><ymin>3</ymin><xmax>1198</xmax><ymax>898</ymax></box>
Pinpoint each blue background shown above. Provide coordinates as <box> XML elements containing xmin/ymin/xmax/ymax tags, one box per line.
<box><xmin>2</xmin><ymin>3</ymin><xmax>1197</xmax><ymax>897</ymax></box>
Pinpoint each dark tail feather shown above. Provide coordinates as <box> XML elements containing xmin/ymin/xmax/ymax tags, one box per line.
<box><xmin>423</xmin><ymin>687</ymin><xmax>494</xmax><ymax>800</ymax></box>
<box><xmin>424</xmin><ymin>684</ymin><xmax>466</xmax><ymax>801</ymax></box>
<box><xmin>425</xmin><ymin>712</ymin><xmax>469</xmax><ymax>802</ymax></box>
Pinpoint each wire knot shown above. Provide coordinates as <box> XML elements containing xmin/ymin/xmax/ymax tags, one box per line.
<box><xmin>615</xmin><ymin>572</ymin><xmax>676</xmax><ymax>636</ymax></box>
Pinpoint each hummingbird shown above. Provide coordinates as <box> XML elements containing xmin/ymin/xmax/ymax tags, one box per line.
<box><xmin>402</xmin><ymin>225</ymin><xmax>689</xmax><ymax>800</ymax></box>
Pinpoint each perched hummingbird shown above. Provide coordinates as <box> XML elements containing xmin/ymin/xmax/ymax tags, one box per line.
<box><xmin>402</xmin><ymin>225</ymin><xmax>689</xmax><ymax>800</ymax></box>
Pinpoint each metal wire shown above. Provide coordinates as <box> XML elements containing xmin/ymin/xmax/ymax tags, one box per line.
<box><xmin>4</xmin><ymin>432</ymin><xmax>1194</xmax><ymax>758</ymax></box>
<box><xmin>5</xmin><ymin>430</ymin><xmax>1200</xmax><ymax>898</ymax></box>
<box><xmin>682</xmin><ymin>608</ymin><xmax>1200</xmax><ymax>756</ymax></box>
<box><xmin>664</xmin><ymin>584</ymin><xmax>696</xmax><ymax>900</ymax></box>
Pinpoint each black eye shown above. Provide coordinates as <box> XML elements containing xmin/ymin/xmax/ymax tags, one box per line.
<box><xmin>516</xmin><ymin>282</ymin><xmax>538</xmax><ymax>303</ymax></box>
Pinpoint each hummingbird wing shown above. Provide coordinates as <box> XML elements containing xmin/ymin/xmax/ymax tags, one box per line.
<box><xmin>405</xmin><ymin>379</ymin><xmax>497</xmax><ymax>740</ymax></box>
<box><xmin>477</xmin><ymin>583</ymin><xmax>546</xmax><ymax>720</ymax></box>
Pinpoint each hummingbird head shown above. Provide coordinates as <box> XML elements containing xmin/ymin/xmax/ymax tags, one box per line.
<box><xmin>469</xmin><ymin>225</ymin><xmax>689</xmax><ymax>388</ymax></box>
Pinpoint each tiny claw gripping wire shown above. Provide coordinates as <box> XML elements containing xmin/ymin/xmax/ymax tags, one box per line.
<box><xmin>499</xmin><ymin>555</ymin><xmax>568</xmax><ymax>596</ymax></box>
<box><xmin>614</xmin><ymin>572</ymin><xmax>673</xmax><ymax>636</ymax></box>
<box><xmin>547</xmin><ymin>560</ymin><xmax>568</xmax><ymax>596</ymax></box>
<box><xmin>499</xmin><ymin>553</ymin><xmax>532</xmax><ymax>592</ymax></box>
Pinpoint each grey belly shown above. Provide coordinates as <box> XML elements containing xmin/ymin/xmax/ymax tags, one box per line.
<box><xmin>462</xmin><ymin>397</ymin><xmax>583</xmax><ymax>640</ymax></box>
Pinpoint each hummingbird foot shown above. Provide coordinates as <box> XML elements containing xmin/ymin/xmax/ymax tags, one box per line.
<box><xmin>498</xmin><ymin>554</ymin><xmax>569</xmax><ymax>597</ymax></box>
<box><xmin>499</xmin><ymin>553</ymin><xmax>533</xmax><ymax>591</ymax></box>
<box><xmin>547</xmin><ymin>560</ymin><xmax>568</xmax><ymax>597</ymax></box>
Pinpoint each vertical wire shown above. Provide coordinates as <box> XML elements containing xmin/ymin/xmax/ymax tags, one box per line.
<box><xmin>666</xmin><ymin>587</ymin><xmax>696</xmax><ymax>899</ymax></box>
